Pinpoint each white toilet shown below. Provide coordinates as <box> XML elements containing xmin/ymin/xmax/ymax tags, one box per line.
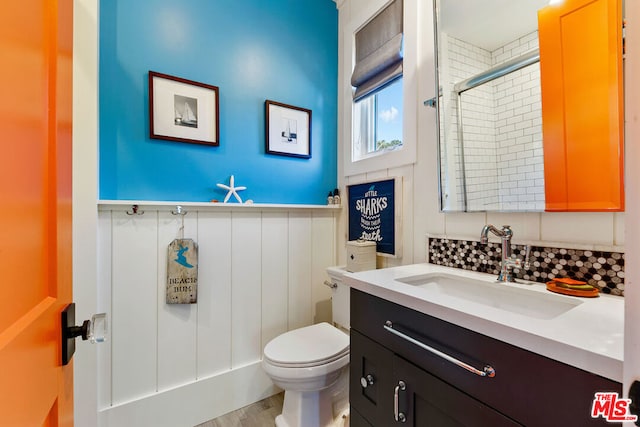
<box><xmin>262</xmin><ymin>266</ymin><xmax>350</xmax><ymax>427</ymax></box>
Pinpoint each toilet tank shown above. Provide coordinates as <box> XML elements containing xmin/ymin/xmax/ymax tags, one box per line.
<box><xmin>326</xmin><ymin>266</ymin><xmax>350</xmax><ymax>331</ymax></box>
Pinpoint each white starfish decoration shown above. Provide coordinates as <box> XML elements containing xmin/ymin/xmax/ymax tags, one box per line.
<box><xmin>216</xmin><ymin>175</ymin><xmax>247</xmax><ymax>203</ymax></box>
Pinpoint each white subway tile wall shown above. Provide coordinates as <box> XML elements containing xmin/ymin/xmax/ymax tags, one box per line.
<box><xmin>441</xmin><ymin>30</ymin><xmax>544</xmax><ymax>211</ymax></box>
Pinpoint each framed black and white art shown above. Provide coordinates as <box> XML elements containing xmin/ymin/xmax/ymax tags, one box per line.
<box><xmin>265</xmin><ymin>100</ymin><xmax>311</xmax><ymax>158</ymax></box>
<box><xmin>149</xmin><ymin>71</ymin><xmax>219</xmax><ymax>146</ymax></box>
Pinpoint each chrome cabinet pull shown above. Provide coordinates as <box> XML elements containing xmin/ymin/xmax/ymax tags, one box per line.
<box><xmin>384</xmin><ymin>321</ymin><xmax>496</xmax><ymax>378</ymax></box>
<box><xmin>394</xmin><ymin>380</ymin><xmax>406</xmax><ymax>423</ymax></box>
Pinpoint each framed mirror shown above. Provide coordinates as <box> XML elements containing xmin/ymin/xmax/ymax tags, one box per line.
<box><xmin>432</xmin><ymin>0</ymin><xmax>624</xmax><ymax>213</ymax></box>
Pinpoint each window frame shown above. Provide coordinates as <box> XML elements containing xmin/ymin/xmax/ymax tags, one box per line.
<box><xmin>342</xmin><ymin>0</ymin><xmax>417</xmax><ymax>177</ymax></box>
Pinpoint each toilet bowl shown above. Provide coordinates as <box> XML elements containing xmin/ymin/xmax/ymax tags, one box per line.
<box><xmin>262</xmin><ymin>267</ymin><xmax>350</xmax><ymax>427</ymax></box>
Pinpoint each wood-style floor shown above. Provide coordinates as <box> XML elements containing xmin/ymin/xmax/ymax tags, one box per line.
<box><xmin>195</xmin><ymin>393</ymin><xmax>284</xmax><ymax>427</ymax></box>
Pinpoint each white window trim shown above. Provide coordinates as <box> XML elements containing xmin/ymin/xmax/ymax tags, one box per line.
<box><xmin>352</xmin><ymin>94</ymin><xmax>376</xmax><ymax>160</ymax></box>
<box><xmin>340</xmin><ymin>0</ymin><xmax>417</xmax><ymax>177</ymax></box>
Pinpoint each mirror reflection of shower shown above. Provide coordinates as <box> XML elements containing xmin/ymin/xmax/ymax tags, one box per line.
<box><xmin>435</xmin><ymin>0</ymin><xmax>549</xmax><ymax>212</ymax></box>
<box><xmin>174</xmin><ymin>95</ymin><xmax>198</xmax><ymax>128</ymax></box>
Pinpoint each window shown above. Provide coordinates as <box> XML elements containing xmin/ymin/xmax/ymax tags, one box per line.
<box><xmin>352</xmin><ymin>78</ymin><xmax>403</xmax><ymax>161</ymax></box>
<box><xmin>350</xmin><ymin>0</ymin><xmax>404</xmax><ymax>163</ymax></box>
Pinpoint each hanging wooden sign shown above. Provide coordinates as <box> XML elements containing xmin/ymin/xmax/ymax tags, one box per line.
<box><xmin>166</xmin><ymin>238</ymin><xmax>198</xmax><ymax>304</ymax></box>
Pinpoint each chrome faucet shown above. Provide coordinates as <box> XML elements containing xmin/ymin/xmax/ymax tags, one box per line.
<box><xmin>480</xmin><ymin>225</ymin><xmax>530</xmax><ymax>282</ymax></box>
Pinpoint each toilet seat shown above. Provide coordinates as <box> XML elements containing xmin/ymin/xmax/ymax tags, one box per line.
<box><xmin>263</xmin><ymin>322</ymin><xmax>349</xmax><ymax>368</ymax></box>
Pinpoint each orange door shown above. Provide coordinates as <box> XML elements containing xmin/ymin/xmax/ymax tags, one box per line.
<box><xmin>539</xmin><ymin>0</ymin><xmax>624</xmax><ymax>211</ymax></box>
<box><xmin>0</xmin><ymin>0</ymin><xmax>74</xmax><ymax>426</ymax></box>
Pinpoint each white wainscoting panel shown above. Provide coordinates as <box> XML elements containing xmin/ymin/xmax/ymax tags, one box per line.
<box><xmin>230</xmin><ymin>212</ymin><xmax>263</xmax><ymax>368</ymax></box>
<box><xmin>111</xmin><ymin>212</ymin><xmax>159</xmax><ymax>405</ymax></box>
<box><xmin>196</xmin><ymin>211</ymin><xmax>233</xmax><ymax>378</ymax></box>
<box><xmin>261</xmin><ymin>213</ymin><xmax>289</xmax><ymax>350</ymax></box>
<box><xmin>97</xmin><ymin>211</ymin><xmax>113</xmax><ymax>410</ymax></box>
<box><xmin>311</xmin><ymin>211</ymin><xmax>337</xmax><ymax>323</ymax></box>
<box><xmin>157</xmin><ymin>212</ymin><xmax>198</xmax><ymax>391</ymax></box>
<box><xmin>97</xmin><ymin>204</ymin><xmax>338</xmax><ymax>423</ymax></box>
<box><xmin>288</xmin><ymin>213</ymin><xmax>313</xmax><ymax>330</ymax></box>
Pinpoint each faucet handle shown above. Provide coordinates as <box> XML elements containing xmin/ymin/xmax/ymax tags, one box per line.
<box><xmin>510</xmin><ymin>245</ymin><xmax>531</xmax><ymax>271</ymax></box>
<box><xmin>521</xmin><ymin>245</ymin><xmax>531</xmax><ymax>270</ymax></box>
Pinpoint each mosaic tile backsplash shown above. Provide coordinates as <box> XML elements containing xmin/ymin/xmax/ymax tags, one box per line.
<box><xmin>428</xmin><ymin>237</ymin><xmax>625</xmax><ymax>296</ymax></box>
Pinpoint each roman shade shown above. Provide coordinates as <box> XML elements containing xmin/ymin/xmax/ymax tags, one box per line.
<box><xmin>351</xmin><ymin>0</ymin><xmax>403</xmax><ymax>102</ymax></box>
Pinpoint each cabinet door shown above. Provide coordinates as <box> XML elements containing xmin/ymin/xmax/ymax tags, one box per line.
<box><xmin>350</xmin><ymin>408</ymin><xmax>374</xmax><ymax>427</ymax></box>
<box><xmin>538</xmin><ymin>0</ymin><xmax>624</xmax><ymax>211</ymax></box>
<box><xmin>350</xmin><ymin>330</ymin><xmax>396</xmax><ymax>426</ymax></box>
<box><xmin>393</xmin><ymin>355</ymin><xmax>522</xmax><ymax>427</ymax></box>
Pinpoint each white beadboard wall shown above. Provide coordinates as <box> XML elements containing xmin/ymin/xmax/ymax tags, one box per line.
<box><xmin>96</xmin><ymin>204</ymin><xmax>338</xmax><ymax>426</ymax></box>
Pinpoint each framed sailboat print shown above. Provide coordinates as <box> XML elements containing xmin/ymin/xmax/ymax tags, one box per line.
<box><xmin>265</xmin><ymin>100</ymin><xmax>311</xmax><ymax>158</ymax></box>
<box><xmin>149</xmin><ymin>71</ymin><xmax>219</xmax><ymax>146</ymax></box>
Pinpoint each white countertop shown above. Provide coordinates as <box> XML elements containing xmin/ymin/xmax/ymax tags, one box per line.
<box><xmin>343</xmin><ymin>263</ymin><xmax>623</xmax><ymax>383</ymax></box>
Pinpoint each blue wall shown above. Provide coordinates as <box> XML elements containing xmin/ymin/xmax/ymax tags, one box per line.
<box><xmin>100</xmin><ymin>0</ymin><xmax>338</xmax><ymax>204</ymax></box>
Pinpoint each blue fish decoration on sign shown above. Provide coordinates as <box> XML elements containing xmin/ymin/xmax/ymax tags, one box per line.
<box><xmin>167</xmin><ymin>238</ymin><xmax>198</xmax><ymax>304</ymax></box>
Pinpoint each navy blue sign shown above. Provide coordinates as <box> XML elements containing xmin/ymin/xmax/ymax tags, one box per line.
<box><xmin>348</xmin><ymin>178</ymin><xmax>396</xmax><ymax>256</ymax></box>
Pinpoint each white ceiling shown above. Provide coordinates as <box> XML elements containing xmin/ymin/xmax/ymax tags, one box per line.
<box><xmin>439</xmin><ymin>0</ymin><xmax>552</xmax><ymax>51</ymax></box>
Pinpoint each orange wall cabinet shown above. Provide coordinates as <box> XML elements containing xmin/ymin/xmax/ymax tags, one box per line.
<box><xmin>538</xmin><ymin>0</ymin><xmax>624</xmax><ymax>211</ymax></box>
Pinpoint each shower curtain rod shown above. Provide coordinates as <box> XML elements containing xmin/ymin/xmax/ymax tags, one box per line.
<box><xmin>453</xmin><ymin>48</ymin><xmax>540</xmax><ymax>94</ymax></box>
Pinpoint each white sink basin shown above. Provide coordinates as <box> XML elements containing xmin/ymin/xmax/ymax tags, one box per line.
<box><xmin>395</xmin><ymin>273</ymin><xmax>583</xmax><ymax>320</ymax></box>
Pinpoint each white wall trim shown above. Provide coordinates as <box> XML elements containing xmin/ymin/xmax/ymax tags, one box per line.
<box><xmin>73</xmin><ymin>0</ymin><xmax>100</xmax><ymax>425</ymax></box>
<box><xmin>623</xmin><ymin>0</ymin><xmax>640</xmax><ymax>405</ymax></box>
<box><xmin>98</xmin><ymin>200</ymin><xmax>341</xmax><ymax>212</ymax></box>
<box><xmin>99</xmin><ymin>362</ymin><xmax>279</xmax><ymax>427</ymax></box>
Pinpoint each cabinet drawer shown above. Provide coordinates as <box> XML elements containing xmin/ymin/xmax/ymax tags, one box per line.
<box><xmin>351</xmin><ymin>329</ymin><xmax>521</xmax><ymax>427</ymax></box>
<box><xmin>351</xmin><ymin>288</ymin><xmax>621</xmax><ymax>426</ymax></box>
<box><xmin>394</xmin><ymin>344</ymin><xmax>521</xmax><ymax>426</ymax></box>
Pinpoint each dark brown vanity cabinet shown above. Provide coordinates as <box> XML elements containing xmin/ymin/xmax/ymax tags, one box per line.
<box><xmin>349</xmin><ymin>289</ymin><xmax>622</xmax><ymax>426</ymax></box>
